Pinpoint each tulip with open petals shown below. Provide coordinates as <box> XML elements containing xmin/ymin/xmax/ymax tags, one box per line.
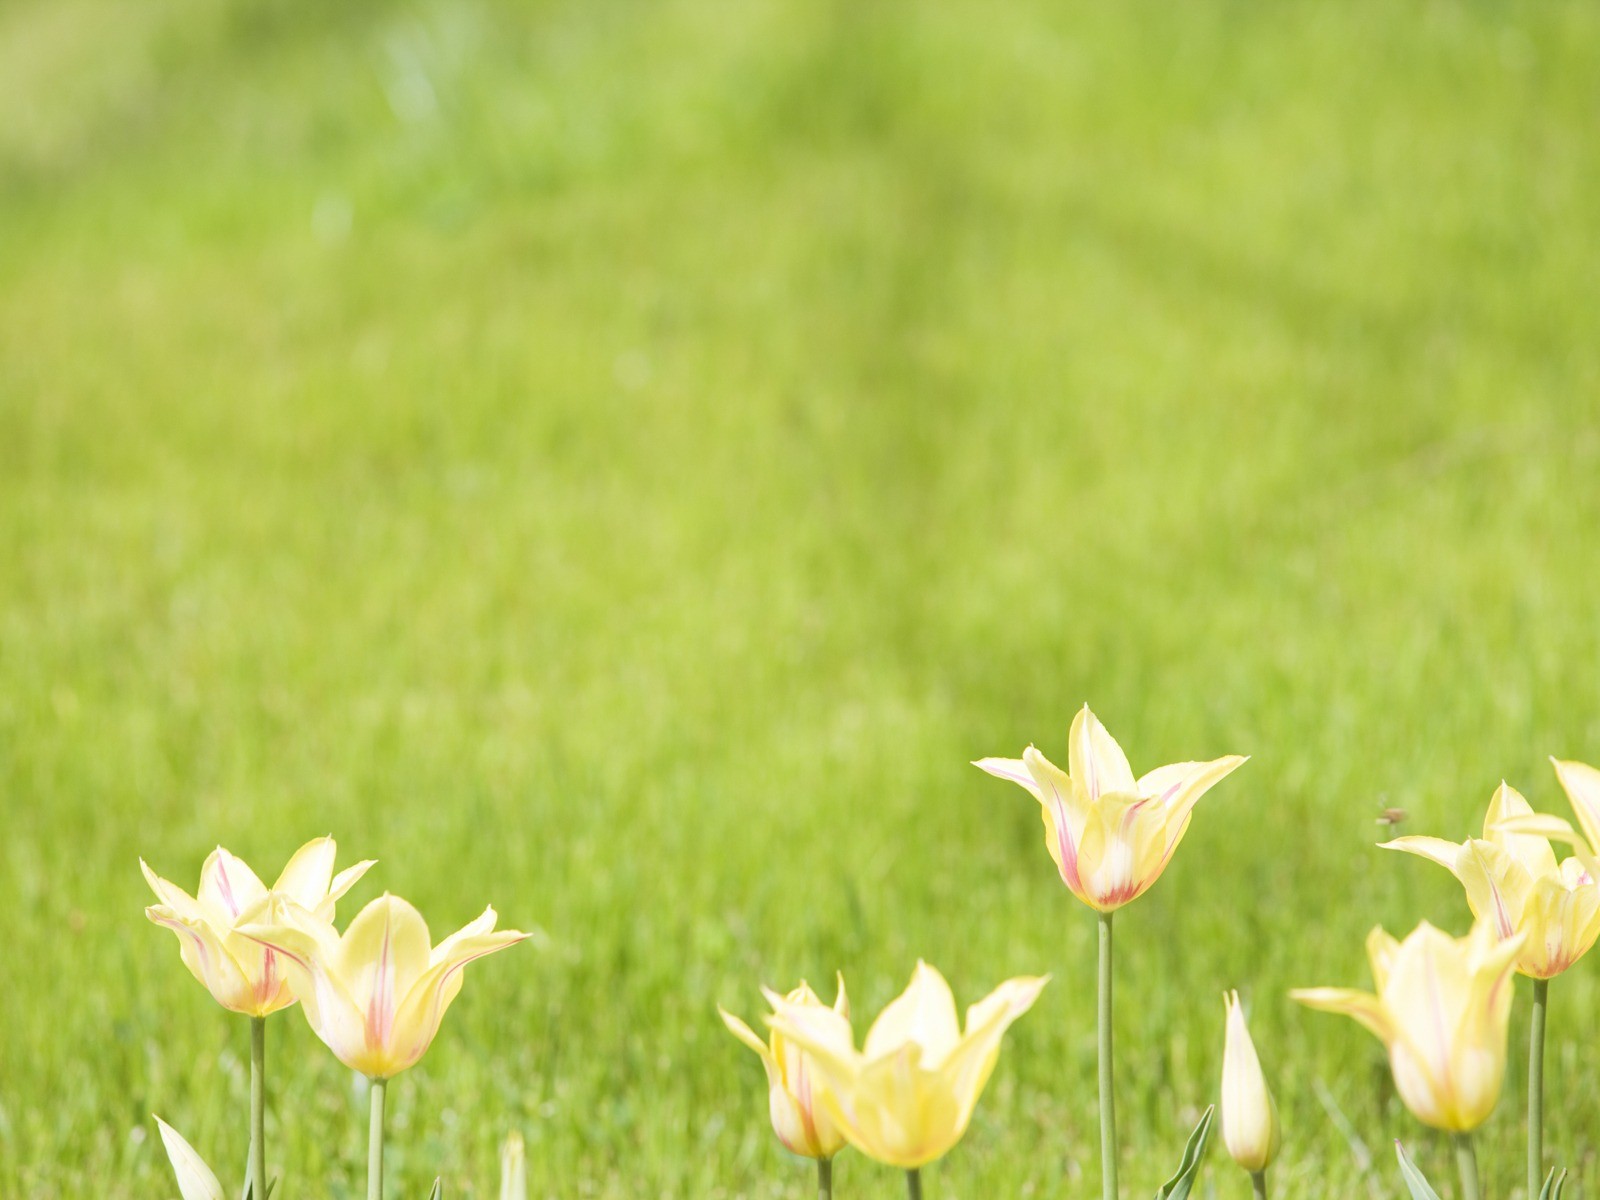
<box><xmin>764</xmin><ymin>961</ymin><xmax>1047</xmax><ymax>1170</ymax></box>
<box><xmin>1220</xmin><ymin>991</ymin><xmax>1280</xmax><ymax>1175</ymax></box>
<box><xmin>142</xmin><ymin>838</ymin><xmax>374</xmax><ymax>1016</ymax></box>
<box><xmin>242</xmin><ymin>892</ymin><xmax>527</xmax><ymax>1079</ymax></box>
<box><xmin>1292</xmin><ymin>918</ymin><xmax>1522</xmax><ymax>1132</ymax></box>
<box><xmin>975</xmin><ymin>706</ymin><xmax>1246</xmax><ymax>911</ymax></box>
<box><xmin>1383</xmin><ymin>782</ymin><xmax>1600</xmax><ymax>980</ymax></box>
<box><xmin>720</xmin><ymin>976</ymin><xmax>850</xmax><ymax>1161</ymax></box>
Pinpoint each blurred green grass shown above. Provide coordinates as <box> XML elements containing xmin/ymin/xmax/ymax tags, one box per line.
<box><xmin>3</xmin><ymin>0</ymin><xmax>1600</xmax><ymax>1194</ymax></box>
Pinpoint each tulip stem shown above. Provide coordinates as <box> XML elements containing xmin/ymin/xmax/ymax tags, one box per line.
<box><xmin>1097</xmin><ymin>910</ymin><xmax>1118</xmax><ymax>1200</ymax></box>
<box><xmin>1250</xmin><ymin>1170</ymin><xmax>1268</xmax><ymax>1200</ymax></box>
<box><xmin>1528</xmin><ymin>976</ymin><xmax>1548</xmax><ymax>1200</ymax></box>
<box><xmin>906</xmin><ymin>1168</ymin><xmax>923</xmax><ymax>1199</ymax></box>
<box><xmin>367</xmin><ymin>1077</ymin><xmax>387</xmax><ymax>1200</ymax></box>
<box><xmin>818</xmin><ymin>1157</ymin><xmax>833</xmax><ymax>1200</ymax></box>
<box><xmin>1453</xmin><ymin>1133</ymin><xmax>1480</xmax><ymax>1200</ymax></box>
<box><xmin>248</xmin><ymin>1016</ymin><xmax>266</xmax><ymax>1200</ymax></box>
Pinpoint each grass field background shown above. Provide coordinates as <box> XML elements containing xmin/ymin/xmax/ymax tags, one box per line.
<box><xmin>4</xmin><ymin>0</ymin><xmax>1600</xmax><ymax>1195</ymax></box>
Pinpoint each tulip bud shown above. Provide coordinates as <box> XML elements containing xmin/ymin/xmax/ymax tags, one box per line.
<box><xmin>500</xmin><ymin>1131</ymin><xmax>527</xmax><ymax>1200</ymax></box>
<box><xmin>1220</xmin><ymin>991</ymin><xmax>1280</xmax><ymax>1173</ymax></box>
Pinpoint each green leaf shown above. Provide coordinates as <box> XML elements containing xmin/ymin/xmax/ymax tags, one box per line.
<box><xmin>1394</xmin><ymin>1140</ymin><xmax>1443</xmax><ymax>1200</ymax></box>
<box><xmin>1539</xmin><ymin>1166</ymin><xmax>1569</xmax><ymax>1200</ymax></box>
<box><xmin>153</xmin><ymin>1117</ymin><xmax>227</xmax><ymax>1200</ymax></box>
<box><xmin>425</xmin><ymin>1178</ymin><xmax>443</xmax><ymax>1200</ymax></box>
<box><xmin>1153</xmin><ymin>1105</ymin><xmax>1214</xmax><ymax>1200</ymax></box>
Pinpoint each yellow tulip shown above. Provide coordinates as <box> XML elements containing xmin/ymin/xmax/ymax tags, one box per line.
<box><xmin>141</xmin><ymin>838</ymin><xmax>374</xmax><ymax>1016</ymax></box>
<box><xmin>764</xmin><ymin>961</ymin><xmax>1047</xmax><ymax>1169</ymax></box>
<box><xmin>1292</xmin><ymin>918</ymin><xmax>1523</xmax><ymax>1132</ymax></box>
<box><xmin>241</xmin><ymin>892</ymin><xmax>527</xmax><ymax>1079</ymax></box>
<box><xmin>720</xmin><ymin>975</ymin><xmax>850</xmax><ymax>1160</ymax></box>
<box><xmin>1382</xmin><ymin>782</ymin><xmax>1600</xmax><ymax>979</ymax></box>
<box><xmin>975</xmin><ymin>705</ymin><xmax>1246</xmax><ymax>911</ymax></box>
<box><xmin>1220</xmin><ymin>991</ymin><xmax>1280</xmax><ymax>1174</ymax></box>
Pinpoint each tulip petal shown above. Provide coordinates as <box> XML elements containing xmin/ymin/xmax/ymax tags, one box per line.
<box><xmin>1290</xmin><ymin>987</ymin><xmax>1394</xmax><ymax>1042</ymax></box>
<box><xmin>1380</xmin><ymin>836</ymin><xmax>1464</xmax><ymax>872</ymax></box>
<box><xmin>1552</xmin><ymin>758</ymin><xmax>1600</xmax><ymax>854</ymax></box>
<box><xmin>141</xmin><ymin>860</ymin><xmax>202</xmax><ymax>915</ymax></box>
<box><xmin>863</xmin><ymin>961</ymin><xmax>961</xmax><ymax>1066</ymax></box>
<box><xmin>1484</xmin><ymin>783</ymin><xmax>1558</xmax><ymax>879</ymax></box>
<box><xmin>273</xmin><ymin>837</ymin><xmax>337</xmax><ymax>909</ymax></box>
<box><xmin>972</xmin><ymin>757</ymin><xmax>1041</xmax><ymax>799</ymax></box>
<box><xmin>940</xmin><ymin>974</ymin><xmax>1047</xmax><ymax>1124</ymax></box>
<box><xmin>153</xmin><ymin>1117</ymin><xmax>226</xmax><ymax>1200</ymax></box>
<box><xmin>719</xmin><ymin>1006</ymin><xmax>778</xmax><ymax>1069</ymax></box>
<box><xmin>336</xmin><ymin>894</ymin><xmax>434</xmax><ymax>1042</ymax></box>
<box><xmin>764</xmin><ymin>991</ymin><xmax>859</xmax><ymax>1080</ymax></box>
<box><xmin>327</xmin><ymin>859</ymin><xmax>378</xmax><ymax>908</ymax></box>
<box><xmin>1023</xmin><ymin>746</ymin><xmax>1090</xmax><ymax>897</ymax></box>
<box><xmin>389</xmin><ymin>923</ymin><xmax>527</xmax><ymax>1074</ymax></box>
<box><xmin>1068</xmin><ymin>705</ymin><xmax>1135</xmax><ymax>801</ymax></box>
<box><xmin>197</xmin><ymin>847</ymin><xmax>269</xmax><ymax>922</ymax></box>
<box><xmin>145</xmin><ymin>904</ymin><xmax>256</xmax><ymax>1013</ymax></box>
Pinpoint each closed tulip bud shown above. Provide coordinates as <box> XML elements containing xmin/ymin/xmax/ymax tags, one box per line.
<box><xmin>500</xmin><ymin>1131</ymin><xmax>527</xmax><ymax>1200</ymax></box>
<box><xmin>975</xmin><ymin>706</ymin><xmax>1247</xmax><ymax>911</ymax></box>
<box><xmin>141</xmin><ymin>838</ymin><xmax>374</xmax><ymax>1016</ymax></box>
<box><xmin>1220</xmin><ymin>991</ymin><xmax>1280</xmax><ymax>1173</ymax></box>
<box><xmin>241</xmin><ymin>892</ymin><xmax>528</xmax><ymax>1079</ymax></box>
<box><xmin>765</xmin><ymin>961</ymin><xmax>1047</xmax><ymax>1170</ymax></box>
<box><xmin>1383</xmin><ymin>782</ymin><xmax>1600</xmax><ymax>979</ymax></box>
<box><xmin>720</xmin><ymin>975</ymin><xmax>850</xmax><ymax>1160</ymax></box>
<box><xmin>1293</xmin><ymin>917</ymin><xmax>1523</xmax><ymax>1132</ymax></box>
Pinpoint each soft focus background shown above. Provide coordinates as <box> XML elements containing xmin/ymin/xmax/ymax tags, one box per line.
<box><xmin>4</xmin><ymin>0</ymin><xmax>1600</xmax><ymax>1196</ymax></box>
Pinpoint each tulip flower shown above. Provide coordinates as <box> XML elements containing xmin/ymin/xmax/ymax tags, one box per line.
<box><xmin>141</xmin><ymin>837</ymin><xmax>375</xmax><ymax>1017</ymax></box>
<box><xmin>243</xmin><ymin>892</ymin><xmax>528</xmax><ymax>1200</ymax></box>
<box><xmin>976</xmin><ymin>704</ymin><xmax>1244</xmax><ymax>1200</ymax></box>
<box><xmin>974</xmin><ymin>705</ymin><xmax>1247</xmax><ymax>914</ymax></box>
<box><xmin>500</xmin><ymin>1131</ymin><xmax>527</xmax><ymax>1200</ymax></box>
<box><xmin>1220</xmin><ymin>991</ymin><xmax>1279</xmax><ymax>1195</ymax></box>
<box><xmin>1293</xmin><ymin>918</ymin><xmax>1523</xmax><ymax>1200</ymax></box>
<box><xmin>1382</xmin><ymin>782</ymin><xmax>1600</xmax><ymax>980</ymax></box>
<box><xmin>142</xmin><ymin>837</ymin><xmax>374</xmax><ymax>1200</ymax></box>
<box><xmin>720</xmin><ymin>975</ymin><xmax>851</xmax><ymax>1191</ymax></box>
<box><xmin>1384</xmin><ymin>779</ymin><xmax>1600</xmax><ymax>1198</ymax></box>
<box><xmin>764</xmin><ymin>960</ymin><xmax>1046</xmax><ymax>1196</ymax></box>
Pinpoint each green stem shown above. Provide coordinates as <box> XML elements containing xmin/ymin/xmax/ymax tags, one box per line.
<box><xmin>1251</xmin><ymin>1170</ymin><xmax>1268</xmax><ymax>1200</ymax></box>
<box><xmin>248</xmin><ymin>1017</ymin><xmax>266</xmax><ymax>1200</ymax></box>
<box><xmin>906</xmin><ymin>1168</ymin><xmax>923</xmax><ymax>1199</ymax></box>
<box><xmin>817</xmin><ymin>1157</ymin><xmax>833</xmax><ymax>1200</ymax></box>
<box><xmin>367</xmin><ymin>1078</ymin><xmax>387</xmax><ymax>1200</ymax></box>
<box><xmin>1453</xmin><ymin>1132</ymin><xmax>1480</xmax><ymax>1200</ymax></box>
<box><xmin>1098</xmin><ymin>910</ymin><xmax>1118</xmax><ymax>1200</ymax></box>
<box><xmin>1529</xmin><ymin>977</ymin><xmax>1549</xmax><ymax>1200</ymax></box>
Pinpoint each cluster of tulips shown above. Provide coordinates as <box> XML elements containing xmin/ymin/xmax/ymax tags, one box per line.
<box><xmin>142</xmin><ymin>706</ymin><xmax>1600</xmax><ymax>1198</ymax></box>
<box><xmin>142</xmin><ymin>838</ymin><xmax>527</xmax><ymax>1198</ymax></box>
<box><xmin>720</xmin><ymin>707</ymin><xmax>1600</xmax><ymax>1199</ymax></box>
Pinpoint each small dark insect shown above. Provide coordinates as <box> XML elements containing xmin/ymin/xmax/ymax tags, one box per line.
<box><xmin>1375</xmin><ymin>807</ymin><xmax>1408</xmax><ymax>828</ymax></box>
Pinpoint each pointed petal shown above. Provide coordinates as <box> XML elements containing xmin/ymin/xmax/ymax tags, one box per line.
<box><xmin>1289</xmin><ymin>987</ymin><xmax>1394</xmax><ymax>1042</ymax></box>
<box><xmin>1068</xmin><ymin>705</ymin><xmax>1135</xmax><ymax>801</ymax></box>
<box><xmin>863</xmin><ymin>961</ymin><xmax>961</xmax><ymax>1065</ymax></box>
<box><xmin>336</xmin><ymin>893</ymin><xmax>434</xmax><ymax>1020</ymax></box>
<box><xmin>1484</xmin><ymin>784</ymin><xmax>1558</xmax><ymax>878</ymax></box>
<box><xmin>141</xmin><ymin>860</ymin><xmax>200</xmax><ymax>913</ymax></box>
<box><xmin>938</xmin><ymin>975</ymin><xmax>1048</xmax><ymax>1124</ymax></box>
<box><xmin>272</xmin><ymin>838</ymin><xmax>337</xmax><ymax>908</ymax></box>
<box><xmin>972</xmin><ymin>757</ymin><xmax>1041</xmax><ymax>799</ymax></box>
<box><xmin>832</xmin><ymin>971</ymin><xmax>849</xmax><ymax>1020</ymax></box>
<box><xmin>326</xmin><ymin>859</ymin><xmax>377</xmax><ymax>907</ymax></box>
<box><xmin>197</xmin><ymin>847</ymin><xmax>268</xmax><ymax>922</ymax></box>
<box><xmin>386</xmin><ymin>924</ymin><xmax>527</xmax><ymax>1076</ymax></box>
<box><xmin>719</xmin><ymin>1007</ymin><xmax>777</xmax><ymax>1066</ymax></box>
<box><xmin>1552</xmin><ymin>759</ymin><xmax>1600</xmax><ymax>853</ymax></box>
<box><xmin>1381</xmin><ymin>836</ymin><xmax>1464</xmax><ymax>872</ymax></box>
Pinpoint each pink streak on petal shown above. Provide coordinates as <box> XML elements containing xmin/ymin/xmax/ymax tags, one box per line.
<box><xmin>366</xmin><ymin>919</ymin><xmax>394</xmax><ymax>1052</ymax></box>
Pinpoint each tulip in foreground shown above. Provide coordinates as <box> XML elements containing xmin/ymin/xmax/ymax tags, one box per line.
<box><xmin>244</xmin><ymin>892</ymin><xmax>527</xmax><ymax>1200</ymax></box>
<box><xmin>142</xmin><ymin>837</ymin><xmax>374</xmax><ymax>1016</ymax></box>
<box><xmin>142</xmin><ymin>837</ymin><xmax>373</xmax><ymax>1200</ymax></box>
<box><xmin>1293</xmin><ymin>917</ymin><xmax>1523</xmax><ymax>1200</ymax></box>
<box><xmin>765</xmin><ymin>960</ymin><xmax>1047</xmax><ymax>1195</ymax></box>
<box><xmin>721</xmin><ymin>975</ymin><xmax>850</xmax><ymax>1195</ymax></box>
<box><xmin>976</xmin><ymin>704</ymin><xmax>1245</xmax><ymax>1200</ymax></box>
<box><xmin>1220</xmin><ymin>991</ymin><xmax>1279</xmax><ymax>1196</ymax></box>
<box><xmin>1385</xmin><ymin>776</ymin><xmax>1600</xmax><ymax>1199</ymax></box>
